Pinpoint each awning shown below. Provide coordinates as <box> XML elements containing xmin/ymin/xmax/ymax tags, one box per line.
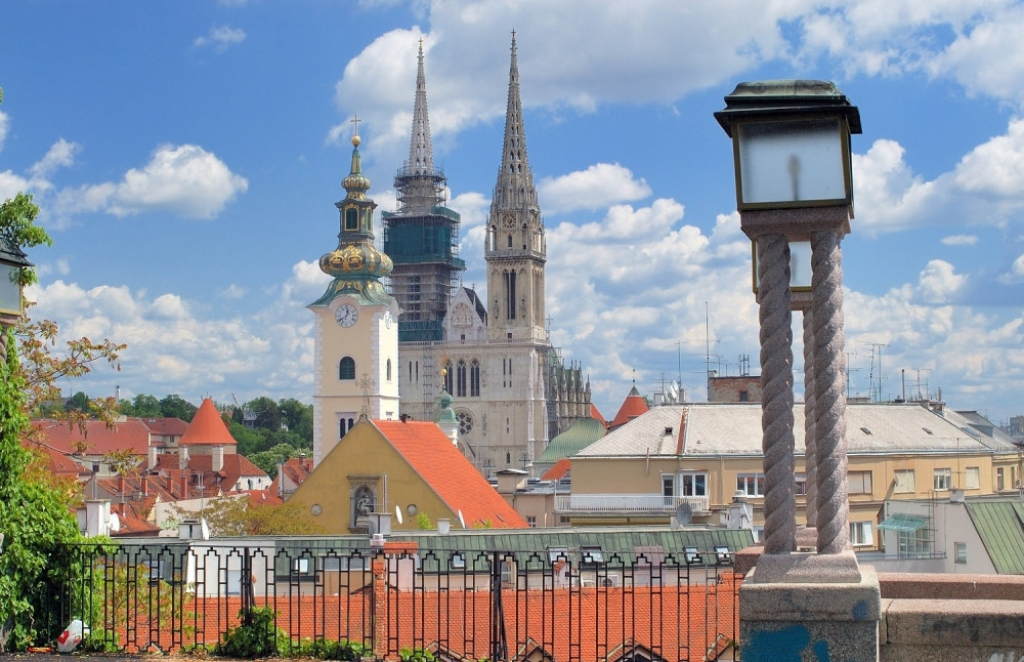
<box><xmin>877</xmin><ymin>513</ymin><xmax>929</xmax><ymax>533</ymax></box>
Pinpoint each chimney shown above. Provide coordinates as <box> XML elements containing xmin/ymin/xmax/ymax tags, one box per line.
<box><xmin>277</xmin><ymin>462</ymin><xmax>285</xmax><ymax>497</ymax></box>
<box><xmin>148</xmin><ymin>445</ymin><xmax>158</xmax><ymax>470</ymax></box>
<box><xmin>212</xmin><ymin>445</ymin><xmax>224</xmax><ymax>472</ymax></box>
<box><xmin>118</xmin><ymin>474</ymin><xmax>126</xmax><ymax>495</ymax></box>
<box><xmin>178</xmin><ymin>445</ymin><xmax>189</xmax><ymax>470</ymax></box>
<box><xmin>180</xmin><ymin>472</ymin><xmax>189</xmax><ymax>499</ymax></box>
<box><xmin>141</xmin><ymin>475</ymin><xmax>149</xmax><ymax>496</ymax></box>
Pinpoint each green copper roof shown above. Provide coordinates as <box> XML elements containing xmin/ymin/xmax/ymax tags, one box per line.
<box><xmin>965</xmin><ymin>500</ymin><xmax>1024</xmax><ymax>574</ymax></box>
<box><xmin>537</xmin><ymin>418</ymin><xmax>606</xmax><ymax>463</ymax></box>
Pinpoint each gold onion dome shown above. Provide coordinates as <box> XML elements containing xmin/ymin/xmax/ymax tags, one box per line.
<box><xmin>319</xmin><ymin>244</ymin><xmax>392</xmax><ymax>279</ymax></box>
<box><xmin>341</xmin><ymin>133</ymin><xmax>371</xmax><ymax>199</ymax></box>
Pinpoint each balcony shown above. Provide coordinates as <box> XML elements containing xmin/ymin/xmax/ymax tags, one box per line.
<box><xmin>556</xmin><ymin>494</ymin><xmax>710</xmax><ymax>514</ymax></box>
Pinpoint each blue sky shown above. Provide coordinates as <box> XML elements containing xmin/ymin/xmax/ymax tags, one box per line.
<box><xmin>2</xmin><ymin>1</ymin><xmax>1023</xmax><ymax>425</ymax></box>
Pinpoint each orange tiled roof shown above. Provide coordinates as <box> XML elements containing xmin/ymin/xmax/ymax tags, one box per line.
<box><xmin>31</xmin><ymin>418</ymin><xmax>152</xmax><ymax>456</ymax></box>
<box><xmin>268</xmin><ymin>455</ymin><xmax>314</xmax><ymax>495</ymax></box>
<box><xmin>541</xmin><ymin>458</ymin><xmax>571</xmax><ymax>481</ymax></box>
<box><xmin>609</xmin><ymin>386</ymin><xmax>649</xmax><ymax>430</ymax></box>
<box><xmin>179</xmin><ymin>398</ymin><xmax>236</xmax><ymax>446</ymax></box>
<box><xmin>141</xmin><ymin>417</ymin><xmax>189</xmax><ymax>436</ymax></box>
<box><xmin>590</xmin><ymin>403</ymin><xmax>607</xmax><ymax>426</ymax></box>
<box><xmin>375</xmin><ymin>420</ymin><xmax>529</xmax><ymax>529</ymax></box>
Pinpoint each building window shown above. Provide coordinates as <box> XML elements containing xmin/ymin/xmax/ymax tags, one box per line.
<box><xmin>470</xmin><ymin>360</ymin><xmax>481</xmax><ymax>397</ymax></box>
<box><xmin>456</xmin><ymin>360</ymin><xmax>467</xmax><ymax>397</ymax></box>
<box><xmin>795</xmin><ymin>472</ymin><xmax>806</xmax><ymax>496</ymax></box>
<box><xmin>898</xmin><ymin>528</ymin><xmax>932</xmax><ymax>557</ymax></box>
<box><xmin>849</xmin><ymin>521</ymin><xmax>874</xmax><ymax>547</ymax></box>
<box><xmin>997</xmin><ymin>467</ymin><xmax>1005</xmax><ymax>491</ymax></box>
<box><xmin>934</xmin><ymin>468</ymin><xmax>952</xmax><ymax>492</ymax></box>
<box><xmin>739</xmin><ymin>390</ymin><xmax>749</xmax><ymax>402</ymax></box>
<box><xmin>345</xmin><ymin>207</ymin><xmax>358</xmax><ymax>231</ymax></box>
<box><xmin>339</xmin><ymin>416</ymin><xmax>355</xmax><ymax>438</ymax></box>
<box><xmin>456</xmin><ymin>411</ymin><xmax>473</xmax><ymax>435</ymax></box>
<box><xmin>955</xmin><ymin>542</ymin><xmax>967</xmax><ymax>564</ymax></box>
<box><xmin>680</xmin><ymin>472</ymin><xmax>708</xmax><ymax>496</ymax></box>
<box><xmin>848</xmin><ymin>471</ymin><xmax>873</xmax><ymax>495</ymax></box>
<box><xmin>581</xmin><ymin>546</ymin><xmax>604</xmax><ymax>564</ymax></box>
<box><xmin>965</xmin><ymin>467</ymin><xmax>980</xmax><ymax>490</ymax></box>
<box><xmin>752</xmin><ymin>526</ymin><xmax>764</xmax><ymax>543</ymax></box>
<box><xmin>386</xmin><ymin>359</ymin><xmax>392</xmax><ymax>382</ymax></box>
<box><xmin>894</xmin><ymin>469</ymin><xmax>915</xmax><ymax>494</ymax></box>
<box><xmin>737</xmin><ymin>473</ymin><xmax>765</xmax><ymax>497</ymax></box>
<box><xmin>526</xmin><ymin>516</ymin><xmax>536</xmax><ymax>528</ymax></box>
<box><xmin>443</xmin><ymin>361</ymin><xmax>453</xmax><ymax>393</ymax></box>
<box><xmin>339</xmin><ymin>357</ymin><xmax>356</xmax><ymax>380</ymax></box>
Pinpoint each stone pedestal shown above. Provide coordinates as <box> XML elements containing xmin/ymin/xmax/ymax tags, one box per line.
<box><xmin>741</xmin><ymin>560</ymin><xmax>880</xmax><ymax>662</ymax></box>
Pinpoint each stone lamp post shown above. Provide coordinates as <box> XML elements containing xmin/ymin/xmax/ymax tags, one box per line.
<box><xmin>0</xmin><ymin>237</ymin><xmax>33</xmax><ymax>361</ymax></box>
<box><xmin>716</xmin><ymin>80</ymin><xmax>880</xmax><ymax>661</ymax></box>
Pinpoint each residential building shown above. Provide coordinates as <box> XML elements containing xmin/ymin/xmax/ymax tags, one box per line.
<box><xmin>563</xmin><ymin>402</ymin><xmax>1021</xmax><ymax>551</ymax></box>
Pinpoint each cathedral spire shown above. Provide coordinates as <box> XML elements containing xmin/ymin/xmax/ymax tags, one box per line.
<box><xmin>408</xmin><ymin>39</ymin><xmax>434</xmax><ymax>174</ymax></box>
<box><xmin>493</xmin><ymin>30</ymin><xmax>538</xmax><ymax>210</ymax></box>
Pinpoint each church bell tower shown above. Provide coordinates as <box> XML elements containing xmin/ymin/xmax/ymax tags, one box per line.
<box><xmin>485</xmin><ymin>32</ymin><xmax>547</xmax><ymax>343</ymax></box>
<box><xmin>309</xmin><ymin>121</ymin><xmax>400</xmax><ymax>466</ymax></box>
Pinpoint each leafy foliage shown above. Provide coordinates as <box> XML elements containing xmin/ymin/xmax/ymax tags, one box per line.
<box><xmin>400</xmin><ymin>647</ymin><xmax>437</xmax><ymax>661</ymax></box>
<box><xmin>0</xmin><ymin>192</ymin><xmax>51</xmax><ymax>288</ymax></box>
<box><xmin>248</xmin><ymin>442</ymin><xmax>303</xmax><ymax>479</ymax></box>
<box><xmin>175</xmin><ymin>496</ymin><xmax>326</xmax><ymax>537</ymax></box>
<box><xmin>295</xmin><ymin>637</ymin><xmax>366</xmax><ymax>660</ymax></box>
<box><xmin>0</xmin><ymin>326</ymin><xmax>85</xmax><ymax>650</ymax></box>
<box><xmin>213</xmin><ymin>606</ymin><xmax>287</xmax><ymax>659</ymax></box>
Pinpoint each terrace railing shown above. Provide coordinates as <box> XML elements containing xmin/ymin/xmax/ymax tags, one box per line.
<box><xmin>48</xmin><ymin>540</ymin><xmax>742</xmax><ymax>662</ymax></box>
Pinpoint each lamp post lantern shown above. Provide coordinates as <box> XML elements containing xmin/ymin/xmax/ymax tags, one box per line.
<box><xmin>717</xmin><ymin>79</ymin><xmax>862</xmax><ymax>573</ymax></box>
<box><xmin>0</xmin><ymin>236</ymin><xmax>33</xmax><ymax>363</ymax></box>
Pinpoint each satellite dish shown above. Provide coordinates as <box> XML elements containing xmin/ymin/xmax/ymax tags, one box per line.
<box><xmin>395</xmin><ymin>504</ymin><xmax>404</xmax><ymax>525</ymax></box>
<box><xmin>458</xmin><ymin>509</ymin><xmax>466</xmax><ymax>529</ymax></box>
<box><xmin>108</xmin><ymin>513</ymin><xmax>121</xmax><ymax>532</ymax></box>
<box><xmin>675</xmin><ymin>502</ymin><xmax>693</xmax><ymax>526</ymax></box>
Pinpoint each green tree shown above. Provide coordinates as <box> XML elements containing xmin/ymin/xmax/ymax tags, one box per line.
<box><xmin>278</xmin><ymin>397</ymin><xmax>313</xmax><ymax>441</ymax></box>
<box><xmin>158</xmin><ymin>393</ymin><xmax>197</xmax><ymax>421</ymax></box>
<box><xmin>248</xmin><ymin>442</ymin><xmax>300</xmax><ymax>479</ymax></box>
<box><xmin>175</xmin><ymin>496</ymin><xmax>325</xmax><ymax>537</ymax></box>
<box><xmin>247</xmin><ymin>396</ymin><xmax>281</xmax><ymax>431</ymax></box>
<box><xmin>65</xmin><ymin>390</ymin><xmax>90</xmax><ymax>413</ymax></box>
<box><xmin>119</xmin><ymin>393</ymin><xmax>161</xmax><ymax>418</ymax></box>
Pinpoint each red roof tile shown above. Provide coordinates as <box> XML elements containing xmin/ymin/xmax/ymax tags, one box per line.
<box><xmin>541</xmin><ymin>458</ymin><xmax>571</xmax><ymax>481</ymax></box>
<box><xmin>374</xmin><ymin>420</ymin><xmax>529</xmax><ymax>529</ymax></box>
<box><xmin>141</xmin><ymin>417</ymin><xmax>189</xmax><ymax>436</ymax></box>
<box><xmin>31</xmin><ymin>418</ymin><xmax>152</xmax><ymax>456</ymax></box>
<box><xmin>609</xmin><ymin>386</ymin><xmax>649</xmax><ymax>429</ymax></box>
<box><xmin>179</xmin><ymin>398</ymin><xmax>236</xmax><ymax>446</ymax></box>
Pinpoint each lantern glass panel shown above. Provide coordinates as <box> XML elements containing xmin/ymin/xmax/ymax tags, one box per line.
<box><xmin>0</xmin><ymin>264</ymin><xmax>22</xmax><ymax>315</ymax></box>
<box><xmin>738</xmin><ymin>119</ymin><xmax>845</xmax><ymax>205</ymax></box>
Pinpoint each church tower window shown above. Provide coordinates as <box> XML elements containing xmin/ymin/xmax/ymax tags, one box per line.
<box><xmin>456</xmin><ymin>359</ymin><xmax>467</xmax><ymax>397</ymax></box>
<box><xmin>339</xmin><ymin>357</ymin><xmax>356</xmax><ymax>380</ymax></box>
<box><xmin>345</xmin><ymin>207</ymin><xmax>358</xmax><ymax>231</ymax></box>
<box><xmin>386</xmin><ymin>359</ymin><xmax>392</xmax><ymax>382</ymax></box>
<box><xmin>444</xmin><ymin>361</ymin><xmax>454</xmax><ymax>393</ymax></box>
<box><xmin>470</xmin><ymin>360</ymin><xmax>480</xmax><ymax>397</ymax></box>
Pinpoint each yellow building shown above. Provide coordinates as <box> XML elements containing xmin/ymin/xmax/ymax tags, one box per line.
<box><xmin>288</xmin><ymin>417</ymin><xmax>528</xmax><ymax>534</ymax></box>
<box><xmin>563</xmin><ymin>402</ymin><xmax>1022</xmax><ymax>550</ymax></box>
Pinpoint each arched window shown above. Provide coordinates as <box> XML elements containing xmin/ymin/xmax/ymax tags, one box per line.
<box><xmin>456</xmin><ymin>360</ymin><xmax>467</xmax><ymax>398</ymax></box>
<box><xmin>339</xmin><ymin>357</ymin><xmax>356</xmax><ymax>380</ymax></box>
<box><xmin>443</xmin><ymin>361</ymin><xmax>454</xmax><ymax>393</ymax></box>
<box><xmin>386</xmin><ymin>359</ymin><xmax>392</xmax><ymax>382</ymax></box>
<box><xmin>339</xmin><ymin>416</ymin><xmax>355</xmax><ymax>438</ymax></box>
<box><xmin>506</xmin><ymin>452</ymin><xmax>511</xmax><ymax>464</ymax></box>
<box><xmin>470</xmin><ymin>360</ymin><xmax>480</xmax><ymax>397</ymax></box>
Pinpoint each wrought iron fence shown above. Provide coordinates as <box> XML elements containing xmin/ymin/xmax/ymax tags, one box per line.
<box><xmin>50</xmin><ymin>540</ymin><xmax>743</xmax><ymax>661</ymax></box>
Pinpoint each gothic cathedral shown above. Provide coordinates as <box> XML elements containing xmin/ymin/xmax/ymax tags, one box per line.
<box><xmin>384</xmin><ymin>35</ymin><xmax>592</xmax><ymax>478</ymax></box>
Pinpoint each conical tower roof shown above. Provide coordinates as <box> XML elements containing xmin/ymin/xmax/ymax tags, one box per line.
<box><xmin>409</xmin><ymin>39</ymin><xmax>434</xmax><ymax>174</ymax></box>
<box><xmin>610</xmin><ymin>385</ymin><xmax>649</xmax><ymax>430</ymax></box>
<box><xmin>179</xmin><ymin>398</ymin><xmax>236</xmax><ymax>446</ymax></box>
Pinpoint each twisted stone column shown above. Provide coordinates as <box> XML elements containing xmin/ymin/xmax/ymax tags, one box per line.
<box><xmin>757</xmin><ymin>234</ymin><xmax>795</xmax><ymax>555</ymax></box>
<box><xmin>811</xmin><ymin>230</ymin><xmax>849</xmax><ymax>554</ymax></box>
<box><xmin>802</xmin><ymin>309</ymin><xmax>818</xmax><ymax>529</ymax></box>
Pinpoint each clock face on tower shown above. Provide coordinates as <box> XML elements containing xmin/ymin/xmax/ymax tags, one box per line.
<box><xmin>335</xmin><ymin>304</ymin><xmax>358</xmax><ymax>328</ymax></box>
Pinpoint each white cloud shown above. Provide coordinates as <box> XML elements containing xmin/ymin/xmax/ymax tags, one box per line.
<box><xmin>916</xmin><ymin>259</ymin><xmax>967</xmax><ymax>304</ymax></box>
<box><xmin>30</xmin><ymin>138</ymin><xmax>80</xmax><ymax>181</ymax></box>
<box><xmin>193</xmin><ymin>26</ymin><xmax>247</xmax><ymax>52</ymax></box>
<box><xmin>953</xmin><ymin>118</ymin><xmax>1024</xmax><ymax>197</ymax></box>
<box><xmin>538</xmin><ymin>163</ymin><xmax>650</xmax><ymax>214</ymax></box>
<box><xmin>58</xmin><ymin>144</ymin><xmax>248</xmax><ymax>219</ymax></box>
<box><xmin>941</xmin><ymin>234</ymin><xmax>978</xmax><ymax>246</ymax></box>
<box><xmin>998</xmin><ymin>253</ymin><xmax>1024</xmax><ymax>284</ymax></box>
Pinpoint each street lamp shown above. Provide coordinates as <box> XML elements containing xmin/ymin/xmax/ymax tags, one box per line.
<box><xmin>716</xmin><ymin>79</ymin><xmax>862</xmax><ymax>568</ymax></box>
<box><xmin>0</xmin><ymin>236</ymin><xmax>32</xmax><ymax>322</ymax></box>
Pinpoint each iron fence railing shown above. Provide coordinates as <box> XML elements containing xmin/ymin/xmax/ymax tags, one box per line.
<box><xmin>49</xmin><ymin>540</ymin><xmax>743</xmax><ymax>661</ymax></box>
